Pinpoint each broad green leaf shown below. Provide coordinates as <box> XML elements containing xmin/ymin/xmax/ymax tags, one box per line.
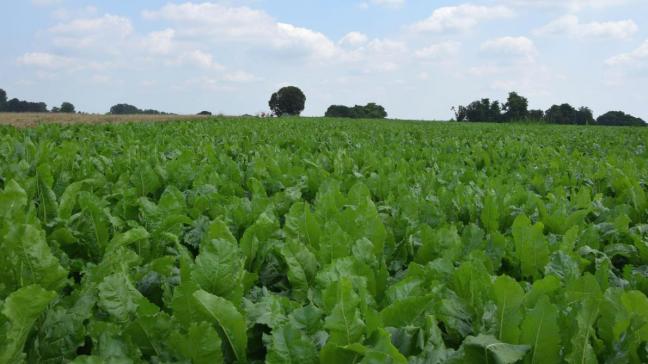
<box><xmin>512</xmin><ymin>214</ymin><xmax>549</xmax><ymax>279</ymax></box>
<box><xmin>323</xmin><ymin>279</ymin><xmax>366</xmax><ymax>346</ymax></box>
<box><xmin>192</xmin><ymin>238</ymin><xmax>245</xmax><ymax>303</ymax></box>
<box><xmin>0</xmin><ymin>285</ymin><xmax>57</xmax><ymax>364</ymax></box>
<box><xmin>481</xmin><ymin>193</ymin><xmax>500</xmax><ymax>234</ymax></box>
<box><xmin>168</xmin><ymin>322</ymin><xmax>224</xmax><ymax>364</ymax></box>
<box><xmin>380</xmin><ymin>295</ymin><xmax>434</xmax><ymax>328</ymax></box>
<box><xmin>107</xmin><ymin>227</ymin><xmax>150</xmax><ymax>250</ymax></box>
<box><xmin>0</xmin><ymin>224</ymin><xmax>68</xmax><ymax>295</ymax></box>
<box><xmin>462</xmin><ymin>334</ymin><xmax>530</xmax><ymax>364</ymax></box>
<box><xmin>0</xmin><ymin>179</ymin><xmax>28</xmax><ymax>218</ymax></box>
<box><xmin>343</xmin><ymin>328</ymin><xmax>408</xmax><ymax>364</ymax></box>
<box><xmin>193</xmin><ymin>290</ymin><xmax>248</xmax><ymax>363</ymax></box>
<box><xmin>493</xmin><ymin>275</ymin><xmax>524</xmax><ymax>344</ymax></box>
<box><xmin>519</xmin><ymin>296</ymin><xmax>560</xmax><ymax>364</ymax></box>
<box><xmin>97</xmin><ymin>272</ymin><xmax>150</xmax><ymax>322</ymax></box>
<box><xmin>266</xmin><ymin>323</ymin><xmax>318</xmax><ymax>364</ymax></box>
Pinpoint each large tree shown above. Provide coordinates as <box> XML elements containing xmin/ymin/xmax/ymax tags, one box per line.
<box><xmin>60</xmin><ymin>102</ymin><xmax>75</xmax><ymax>113</ymax></box>
<box><xmin>0</xmin><ymin>89</ymin><xmax>6</xmax><ymax>112</ymax></box>
<box><xmin>110</xmin><ymin>104</ymin><xmax>141</xmax><ymax>115</ymax></box>
<box><xmin>503</xmin><ymin>92</ymin><xmax>529</xmax><ymax>121</ymax></box>
<box><xmin>456</xmin><ymin>98</ymin><xmax>503</xmax><ymax>122</ymax></box>
<box><xmin>269</xmin><ymin>86</ymin><xmax>306</xmax><ymax>116</ymax></box>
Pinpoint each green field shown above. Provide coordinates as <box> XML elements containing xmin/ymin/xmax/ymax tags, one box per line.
<box><xmin>1</xmin><ymin>118</ymin><xmax>648</xmax><ymax>363</ymax></box>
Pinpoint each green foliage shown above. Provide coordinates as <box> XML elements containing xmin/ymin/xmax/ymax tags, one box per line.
<box><xmin>0</xmin><ymin>118</ymin><xmax>647</xmax><ymax>362</ymax></box>
<box><xmin>325</xmin><ymin>103</ymin><xmax>388</xmax><ymax>119</ymax></box>
<box><xmin>597</xmin><ymin>111</ymin><xmax>646</xmax><ymax>126</ymax></box>
<box><xmin>269</xmin><ymin>86</ymin><xmax>306</xmax><ymax>116</ymax></box>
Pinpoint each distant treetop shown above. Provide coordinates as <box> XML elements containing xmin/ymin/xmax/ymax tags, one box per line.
<box><xmin>269</xmin><ymin>86</ymin><xmax>306</xmax><ymax>116</ymax></box>
<box><xmin>325</xmin><ymin>103</ymin><xmax>388</xmax><ymax>119</ymax></box>
<box><xmin>109</xmin><ymin>103</ymin><xmax>170</xmax><ymax>115</ymax></box>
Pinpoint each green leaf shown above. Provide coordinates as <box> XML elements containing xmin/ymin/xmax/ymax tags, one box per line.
<box><xmin>0</xmin><ymin>285</ymin><xmax>57</xmax><ymax>364</ymax></box>
<box><xmin>565</xmin><ymin>295</ymin><xmax>601</xmax><ymax>364</ymax></box>
<box><xmin>192</xmin><ymin>238</ymin><xmax>245</xmax><ymax>303</ymax></box>
<box><xmin>0</xmin><ymin>179</ymin><xmax>28</xmax><ymax>218</ymax></box>
<box><xmin>107</xmin><ymin>227</ymin><xmax>150</xmax><ymax>250</ymax></box>
<box><xmin>193</xmin><ymin>290</ymin><xmax>248</xmax><ymax>363</ymax></box>
<box><xmin>493</xmin><ymin>275</ymin><xmax>524</xmax><ymax>344</ymax></box>
<box><xmin>481</xmin><ymin>193</ymin><xmax>500</xmax><ymax>234</ymax></box>
<box><xmin>97</xmin><ymin>272</ymin><xmax>149</xmax><ymax>322</ymax></box>
<box><xmin>240</xmin><ymin>208</ymin><xmax>279</xmax><ymax>271</ymax></box>
<box><xmin>519</xmin><ymin>296</ymin><xmax>560</xmax><ymax>364</ymax></box>
<box><xmin>0</xmin><ymin>224</ymin><xmax>68</xmax><ymax>295</ymax></box>
<box><xmin>512</xmin><ymin>215</ymin><xmax>549</xmax><ymax>279</ymax></box>
<box><xmin>462</xmin><ymin>334</ymin><xmax>530</xmax><ymax>364</ymax></box>
<box><xmin>380</xmin><ymin>295</ymin><xmax>434</xmax><ymax>328</ymax></box>
<box><xmin>169</xmin><ymin>322</ymin><xmax>224</xmax><ymax>364</ymax></box>
<box><xmin>343</xmin><ymin>328</ymin><xmax>408</xmax><ymax>364</ymax></box>
<box><xmin>279</xmin><ymin>239</ymin><xmax>318</xmax><ymax>301</ymax></box>
<box><xmin>323</xmin><ymin>278</ymin><xmax>366</xmax><ymax>346</ymax></box>
<box><xmin>266</xmin><ymin>323</ymin><xmax>318</xmax><ymax>364</ymax></box>
<box><xmin>27</xmin><ymin>288</ymin><xmax>96</xmax><ymax>362</ymax></box>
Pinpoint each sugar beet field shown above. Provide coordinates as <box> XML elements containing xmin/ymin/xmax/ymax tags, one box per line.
<box><xmin>1</xmin><ymin>117</ymin><xmax>648</xmax><ymax>363</ymax></box>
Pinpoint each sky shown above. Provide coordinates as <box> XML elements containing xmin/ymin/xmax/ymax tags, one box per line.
<box><xmin>1</xmin><ymin>0</ymin><xmax>647</xmax><ymax>120</ymax></box>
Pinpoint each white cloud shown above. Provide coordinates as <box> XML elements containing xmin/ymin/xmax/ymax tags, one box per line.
<box><xmin>31</xmin><ymin>0</ymin><xmax>63</xmax><ymax>6</ymax></box>
<box><xmin>481</xmin><ymin>36</ymin><xmax>537</xmax><ymax>60</ymax></box>
<box><xmin>49</xmin><ymin>14</ymin><xmax>133</xmax><ymax>49</ymax></box>
<box><xmin>535</xmin><ymin>16</ymin><xmax>638</xmax><ymax>40</ymax></box>
<box><xmin>364</xmin><ymin>0</ymin><xmax>405</xmax><ymax>9</ymax></box>
<box><xmin>178</xmin><ymin>50</ymin><xmax>224</xmax><ymax>70</ymax></box>
<box><xmin>142</xmin><ymin>29</ymin><xmax>176</xmax><ymax>54</ymax></box>
<box><xmin>339</xmin><ymin>32</ymin><xmax>369</xmax><ymax>47</ymax></box>
<box><xmin>415</xmin><ymin>41</ymin><xmax>461</xmax><ymax>60</ymax></box>
<box><xmin>508</xmin><ymin>0</ymin><xmax>636</xmax><ymax>11</ymax></box>
<box><xmin>143</xmin><ymin>2</ymin><xmax>339</xmax><ymax>61</ymax></box>
<box><xmin>411</xmin><ymin>4</ymin><xmax>514</xmax><ymax>33</ymax></box>
<box><xmin>17</xmin><ymin>52</ymin><xmax>77</xmax><ymax>69</ymax></box>
<box><xmin>606</xmin><ymin>39</ymin><xmax>648</xmax><ymax>65</ymax></box>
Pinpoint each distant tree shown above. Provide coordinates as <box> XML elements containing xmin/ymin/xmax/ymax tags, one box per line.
<box><xmin>198</xmin><ymin>111</ymin><xmax>212</xmax><ymax>116</ymax></box>
<box><xmin>597</xmin><ymin>111</ymin><xmax>646</xmax><ymax>126</ymax></box>
<box><xmin>575</xmin><ymin>107</ymin><xmax>594</xmax><ymax>125</ymax></box>
<box><xmin>110</xmin><ymin>104</ymin><xmax>141</xmax><ymax>115</ymax></box>
<box><xmin>60</xmin><ymin>102</ymin><xmax>75</xmax><ymax>113</ymax></box>
<box><xmin>503</xmin><ymin>92</ymin><xmax>529</xmax><ymax>121</ymax></box>
<box><xmin>528</xmin><ymin>109</ymin><xmax>544</xmax><ymax>121</ymax></box>
<box><xmin>544</xmin><ymin>104</ymin><xmax>577</xmax><ymax>124</ymax></box>
<box><xmin>325</xmin><ymin>105</ymin><xmax>352</xmax><ymax>118</ymax></box>
<box><xmin>359</xmin><ymin>103</ymin><xmax>388</xmax><ymax>118</ymax></box>
<box><xmin>269</xmin><ymin>86</ymin><xmax>306</xmax><ymax>116</ymax></box>
<box><xmin>325</xmin><ymin>103</ymin><xmax>387</xmax><ymax>119</ymax></box>
<box><xmin>0</xmin><ymin>89</ymin><xmax>6</xmax><ymax>112</ymax></box>
<box><xmin>51</xmin><ymin>107</ymin><xmax>60</xmax><ymax>113</ymax></box>
<box><xmin>544</xmin><ymin>104</ymin><xmax>594</xmax><ymax>125</ymax></box>
<box><xmin>6</xmin><ymin>98</ymin><xmax>47</xmax><ymax>113</ymax></box>
<box><xmin>458</xmin><ymin>98</ymin><xmax>503</xmax><ymax>122</ymax></box>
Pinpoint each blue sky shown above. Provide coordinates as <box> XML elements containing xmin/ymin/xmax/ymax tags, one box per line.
<box><xmin>1</xmin><ymin>0</ymin><xmax>647</xmax><ymax>119</ymax></box>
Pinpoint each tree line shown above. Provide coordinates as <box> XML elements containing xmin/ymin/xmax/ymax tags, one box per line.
<box><xmin>454</xmin><ymin>92</ymin><xmax>646</xmax><ymax>126</ymax></box>
<box><xmin>2</xmin><ymin>86</ymin><xmax>645</xmax><ymax>126</ymax></box>
<box><xmin>0</xmin><ymin>88</ymin><xmax>74</xmax><ymax>113</ymax></box>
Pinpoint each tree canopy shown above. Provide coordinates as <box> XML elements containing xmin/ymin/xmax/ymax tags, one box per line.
<box><xmin>325</xmin><ymin>103</ymin><xmax>388</xmax><ymax>119</ymax></box>
<box><xmin>60</xmin><ymin>102</ymin><xmax>75</xmax><ymax>113</ymax></box>
<box><xmin>0</xmin><ymin>89</ymin><xmax>6</xmax><ymax>112</ymax></box>
<box><xmin>269</xmin><ymin>86</ymin><xmax>306</xmax><ymax>116</ymax></box>
<box><xmin>597</xmin><ymin>111</ymin><xmax>646</xmax><ymax>126</ymax></box>
<box><xmin>454</xmin><ymin>92</ymin><xmax>642</xmax><ymax>126</ymax></box>
<box><xmin>109</xmin><ymin>104</ymin><xmax>169</xmax><ymax>115</ymax></box>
